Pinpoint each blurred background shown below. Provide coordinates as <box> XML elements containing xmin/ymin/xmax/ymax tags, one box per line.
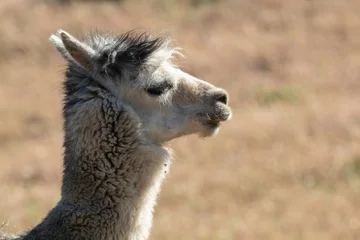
<box><xmin>1</xmin><ymin>0</ymin><xmax>360</xmax><ymax>239</ymax></box>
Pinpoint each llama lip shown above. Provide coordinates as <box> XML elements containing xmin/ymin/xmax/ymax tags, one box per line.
<box><xmin>203</xmin><ymin>119</ymin><xmax>221</xmax><ymax>128</ymax></box>
<box><xmin>197</xmin><ymin>112</ymin><xmax>229</xmax><ymax>129</ymax></box>
<box><xmin>198</xmin><ymin>110</ymin><xmax>231</xmax><ymax>122</ymax></box>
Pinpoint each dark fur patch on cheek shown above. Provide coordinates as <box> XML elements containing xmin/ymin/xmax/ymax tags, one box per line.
<box><xmin>97</xmin><ymin>51</ymin><xmax>110</xmax><ymax>66</ymax></box>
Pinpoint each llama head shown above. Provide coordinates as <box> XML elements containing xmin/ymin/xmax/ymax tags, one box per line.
<box><xmin>49</xmin><ymin>30</ymin><xmax>232</xmax><ymax>143</ymax></box>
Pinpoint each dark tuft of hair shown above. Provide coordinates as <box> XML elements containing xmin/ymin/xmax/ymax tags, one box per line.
<box><xmin>95</xmin><ymin>30</ymin><xmax>167</xmax><ymax>78</ymax></box>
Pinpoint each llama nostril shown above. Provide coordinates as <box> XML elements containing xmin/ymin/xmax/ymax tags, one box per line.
<box><xmin>214</xmin><ymin>91</ymin><xmax>229</xmax><ymax>105</ymax></box>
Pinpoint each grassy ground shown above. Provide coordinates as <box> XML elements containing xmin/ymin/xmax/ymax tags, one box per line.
<box><xmin>1</xmin><ymin>0</ymin><xmax>360</xmax><ymax>239</ymax></box>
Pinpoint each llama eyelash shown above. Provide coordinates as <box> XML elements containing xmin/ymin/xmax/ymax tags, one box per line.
<box><xmin>145</xmin><ymin>81</ymin><xmax>173</xmax><ymax>96</ymax></box>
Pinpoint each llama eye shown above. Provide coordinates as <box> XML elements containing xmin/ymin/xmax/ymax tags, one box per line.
<box><xmin>146</xmin><ymin>87</ymin><xmax>166</xmax><ymax>96</ymax></box>
<box><xmin>145</xmin><ymin>81</ymin><xmax>173</xmax><ymax>96</ymax></box>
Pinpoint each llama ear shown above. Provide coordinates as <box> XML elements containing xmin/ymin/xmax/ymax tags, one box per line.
<box><xmin>49</xmin><ymin>30</ymin><xmax>95</xmax><ymax>71</ymax></box>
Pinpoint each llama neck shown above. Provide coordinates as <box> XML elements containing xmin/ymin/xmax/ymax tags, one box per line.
<box><xmin>61</xmin><ymin>93</ymin><xmax>171</xmax><ymax>239</ymax></box>
<box><xmin>24</xmin><ymin>91</ymin><xmax>171</xmax><ymax>240</ymax></box>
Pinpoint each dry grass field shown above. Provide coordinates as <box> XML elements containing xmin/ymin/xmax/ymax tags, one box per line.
<box><xmin>1</xmin><ymin>0</ymin><xmax>360</xmax><ymax>239</ymax></box>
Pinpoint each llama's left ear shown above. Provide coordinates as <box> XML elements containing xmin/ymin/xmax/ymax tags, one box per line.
<box><xmin>49</xmin><ymin>30</ymin><xmax>95</xmax><ymax>71</ymax></box>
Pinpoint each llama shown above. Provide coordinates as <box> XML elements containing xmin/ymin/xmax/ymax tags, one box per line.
<box><xmin>0</xmin><ymin>29</ymin><xmax>232</xmax><ymax>240</ymax></box>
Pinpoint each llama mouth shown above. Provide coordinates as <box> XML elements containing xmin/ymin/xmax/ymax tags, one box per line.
<box><xmin>197</xmin><ymin>112</ymin><xmax>230</xmax><ymax>129</ymax></box>
<box><xmin>202</xmin><ymin>119</ymin><xmax>222</xmax><ymax>128</ymax></box>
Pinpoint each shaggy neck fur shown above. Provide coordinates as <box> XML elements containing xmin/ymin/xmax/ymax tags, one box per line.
<box><xmin>20</xmin><ymin>61</ymin><xmax>172</xmax><ymax>240</ymax></box>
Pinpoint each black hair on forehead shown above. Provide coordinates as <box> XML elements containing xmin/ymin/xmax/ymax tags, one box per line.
<box><xmin>88</xmin><ymin>30</ymin><xmax>168</xmax><ymax>76</ymax></box>
<box><xmin>113</xmin><ymin>30</ymin><xmax>166</xmax><ymax>61</ymax></box>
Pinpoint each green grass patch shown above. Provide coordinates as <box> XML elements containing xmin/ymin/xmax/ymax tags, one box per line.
<box><xmin>338</xmin><ymin>155</ymin><xmax>360</xmax><ymax>192</ymax></box>
<box><xmin>342</xmin><ymin>155</ymin><xmax>360</xmax><ymax>179</ymax></box>
<box><xmin>254</xmin><ymin>85</ymin><xmax>302</xmax><ymax>106</ymax></box>
<box><xmin>25</xmin><ymin>201</ymin><xmax>41</xmax><ymax>223</ymax></box>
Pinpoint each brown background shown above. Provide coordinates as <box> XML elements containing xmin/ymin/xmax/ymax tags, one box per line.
<box><xmin>1</xmin><ymin>0</ymin><xmax>360</xmax><ymax>239</ymax></box>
